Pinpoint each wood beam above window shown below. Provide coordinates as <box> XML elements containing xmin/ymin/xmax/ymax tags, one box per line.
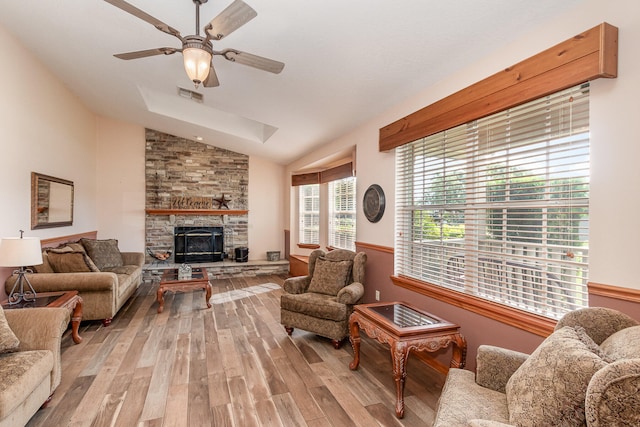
<box><xmin>379</xmin><ymin>22</ymin><xmax>618</xmax><ymax>152</ymax></box>
<box><xmin>291</xmin><ymin>172</ymin><xmax>320</xmax><ymax>186</ymax></box>
<box><xmin>291</xmin><ymin>161</ymin><xmax>354</xmax><ymax>186</ymax></box>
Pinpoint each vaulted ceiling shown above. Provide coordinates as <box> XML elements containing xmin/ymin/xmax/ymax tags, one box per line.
<box><xmin>0</xmin><ymin>0</ymin><xmax>583</xmax><ymax>164</ymax></box>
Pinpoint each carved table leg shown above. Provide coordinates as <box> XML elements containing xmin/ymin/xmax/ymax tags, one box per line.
<box><xmin>157</xmin><ymin>286</ymin><xmax>165</xmax><ymax>313</ymax></box>
<box><xmin>348</xmin><ymin>317</ymin><xmax>361</xmax><ymax>370</ymax></box>
<box><xmin>450</xmin><ymin>334</ymin><xmax>467</xmax><ymax>369</ymax></box>
<box><xmin>70</xmin><ymin>296</ymin><xmax>83</xmax><ymax>344</ymax></box>
<box><xmin>205</xmin><ymin>281</ymin><xmax>212</xmax><ymax>309</ymax></box>
<box><xmin>392</xmin><ymin>341</ymin><xmax>409</xmax><ymax>418</ymax></box>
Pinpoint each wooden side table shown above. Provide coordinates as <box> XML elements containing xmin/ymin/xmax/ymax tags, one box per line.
<box><xmin>157</xmin><ymin>267</ymin><xmax>212</xmax><ymax>313</ymax></box>
<box><xmin>2</xmin><ymin>290</ymin><xmax>83</xmax><ymax>344</ymax></box>
<box><xmin>349</xmin><ymin>301</ymin><xmax>466</xmax><ymax>418</ymax></box>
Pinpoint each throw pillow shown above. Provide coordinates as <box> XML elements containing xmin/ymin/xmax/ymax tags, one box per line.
<box><xmin>0</xmin><ymin>306</ymin><xmax>19</xmax><ymax>353</ymax></box>
<box><xmin>47</xmin><ymin>250</ymin><xmax>100</xmax><ymax>273</ymax></box>
<box><xmin>506</xmin><ymin>326</ymin><xmax>609</xmax><ymax>427</ymax></box>
<box><xmin>54</xmin><ymin>242</ymin><xmax>86</xmax><ymax>253</ymax></box>
<box><xmin>307</xmin><ymin>257</ymin><xmax>353</xmax><ymax>296</ymax></box>
<box><xmin>600</xmin><ymin>325</ymin><xmax>640</xmax><ymax>360</ymax></box>
<box><xmin>30</xmin><ymin>251</ymin><xmax>53</xmax><ymax>273</ymax></box>
<box><xmin>80</xmin><ymin>238</ymin><xmax>123</xmax><ymax>270</ymax></box>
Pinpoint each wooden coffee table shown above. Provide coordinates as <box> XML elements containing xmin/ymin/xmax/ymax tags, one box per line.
<box><xmin>157</xmin><ymin>267</ymin><xmax>212</xmax><ymax>313</ymax></box>
<box><xmin>2</xmin><ymin>290</ymin><xmax>83</xmax><ymax>344</ymax></box>
<box><xmin>349</xmin><ymin>301</ymin><xmax>466</xmax><ymax>418</ymax></box>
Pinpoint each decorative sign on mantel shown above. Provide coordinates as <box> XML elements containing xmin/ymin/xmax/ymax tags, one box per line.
<box><xmin>170</xmin><ymin>196</ymin><xmax>214</xmax><ymax>210</ymax></box>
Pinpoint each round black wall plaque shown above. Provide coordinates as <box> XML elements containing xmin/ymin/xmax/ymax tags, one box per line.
<box><xmin>363</xmin><ymin>184</ymin><xmax>385</xmax><ymax>223</ymax></box>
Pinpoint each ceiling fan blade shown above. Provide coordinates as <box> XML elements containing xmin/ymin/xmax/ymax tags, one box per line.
<box><xmin>114</xmin><ymin>47</ymin><xmax>179</xmax><ymax>60</ymax></box>
<box><xmin>104</xmin><ymin>0</ymin><xmax>182</xmax><ymax>41</ymax></box>
<box><xmin>204</xmin><ymin>63</ymin><xmax>220</xmax><ymax>87</ymax></box>
<box><xmin>205</xmin><ymin>0</ymin><xmax>257</xmax><ymax>41</ymax></box>
<box><xmin>216</xmin><ymin>49</ymin><xmax>284</xmax><ymax>74</ymax></box>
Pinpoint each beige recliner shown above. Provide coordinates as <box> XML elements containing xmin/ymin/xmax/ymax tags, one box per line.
<box><xmin>433</xmin><ymin>307</ymin><xmax>640</xmax><ymax>427</ymax></box>
<box><xmin>280</xmin><ymin>249</ymin><xmax>367</xmax><ymax>348</ymax></box>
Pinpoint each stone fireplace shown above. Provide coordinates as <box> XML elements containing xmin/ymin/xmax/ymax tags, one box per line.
<box><xmin>144</xmin><ymin>129</ymin><xmax>248</xmax><ymax>263</ymax></box>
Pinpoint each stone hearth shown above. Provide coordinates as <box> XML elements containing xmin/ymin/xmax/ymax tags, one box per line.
<box><xmin>143</xmin><ymin>259</ymin><xmax>289</xmax><ymax>281</ymax></box>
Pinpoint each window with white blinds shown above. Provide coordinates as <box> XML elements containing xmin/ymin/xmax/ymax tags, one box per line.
<box><xmin>395</xmin><ymin>83</ymin><xmax>590</xmax><ymax>319</ymax></box>
<box><xmin>299</xmin><ymin>184</ymin><xmax>320</xmax><ymax>245</ymax></box>
<box><xmin>329</xmin><ymin>177</ymin><xmax>357</xmax><ymax>250</ymax></box>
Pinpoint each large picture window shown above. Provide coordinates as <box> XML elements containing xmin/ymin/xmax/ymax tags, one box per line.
<box><xmin>329</xmin><ymin>177</ymin><xmax>356</xmax><ymax>250</ymax></box>
<box><xmin>395</xmin><ymin>84</ymin><xmax>590</xmax><ymax>319</ymax></box>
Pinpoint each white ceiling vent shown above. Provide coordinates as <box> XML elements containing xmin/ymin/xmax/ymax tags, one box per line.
<box><xmin>177</xmin><ymin>87</ymin><xmax>204</xmax><ymax>103</ymax></box>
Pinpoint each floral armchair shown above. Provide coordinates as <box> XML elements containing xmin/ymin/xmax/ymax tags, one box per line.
<box><xmin>433</xmin><ymin>307</ymin><xmax>640</xmax><ymax>427</ymax></box>
<box><xmin>280</xmin><ymin>249</ymin><xmax>367</xmax><ymax>348</ymax></box>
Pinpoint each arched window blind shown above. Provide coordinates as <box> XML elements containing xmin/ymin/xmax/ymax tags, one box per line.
<box><xmin>395</xmin><ymin>83</ymin><xmax>590</xmax><ymax>319</ymax></box>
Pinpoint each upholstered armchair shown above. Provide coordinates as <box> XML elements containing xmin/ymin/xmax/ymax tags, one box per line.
<box><xmin>281</xmin><ymin>249</ymin><xmax>367</xmax><ymax>348</ymax></box>
<box><xmin>432</xmin><ymin>307</ymin><xmax>640</xmax><ymax>427</ymax></box>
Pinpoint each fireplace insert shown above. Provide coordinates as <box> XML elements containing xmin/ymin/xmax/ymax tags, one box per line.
<box><xmin>174</xmin><ymin>226</ymin><xmax>223</xmax><ymax>263</ymax></box>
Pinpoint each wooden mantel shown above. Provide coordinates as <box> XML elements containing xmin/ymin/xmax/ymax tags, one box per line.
<box><xmin>146</xmin><ymin>209</ymin><xmax>248</xmax><ymax>216</ymax></box>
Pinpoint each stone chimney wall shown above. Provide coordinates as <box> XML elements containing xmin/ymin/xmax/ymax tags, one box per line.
<box><xmin>145</xmin><ymin>129</ymin><xmax>248</xmax><ymax>262</ymax></box>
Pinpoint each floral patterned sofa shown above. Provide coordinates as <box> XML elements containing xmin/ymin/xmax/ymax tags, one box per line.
<box><xmin>433</xmin><ymin>307</ymin><xmax>640</xmax><ymax>427</ymax></box>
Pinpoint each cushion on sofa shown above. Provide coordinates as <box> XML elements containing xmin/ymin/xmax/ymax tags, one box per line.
<box><xmin>433</xmin><ymin>368</ymin><xmax>510</xmax><ymax>426</ymax></box>
<box><xmin>47</xmin><ymin>250</ymin><xmax>100</xmax><ymax>273</ymax></box>
<box><xmin>281</xmin><ymin>292</ymin><xmax>348</xmax><ymax>322</ymax></box>
<box><xmin>0</xmin><ymin>350</ymin><xmax>53</xmax><ymax>418</ymax></box>
<box><xmin>30</xmin><ymin>252</ymin><xmax>54</xmax><ymax>274</ymax></box>
<box><xmin>53</xmin><ymin>242</ymin><xmax>86</xmax><ymax>253</ymax></box>
<box><xmin>600</xmin><ymin>325</ymin><xmax>640</xmax><ymax>360</ymax></box>
<box><xmin>307</xmin><ymin>257</ymin><xmax>352</xmax><ymax>296</ymax></box>
<box><xmin>32</xmin><ymin>243</ymin><xmax>86</xmax><ymax>273</ymax></box>
<box><xmin>0</xmin><ymin>307</ymin><xmax>19</xmax><ymax>354</ymax></box>
<box><xmin>506</xmin><ymin>326</ymin><xmax>609</xmax><ymax>427</ymax></box>
<box><xmin>81</xmin><ymin>238</ymin><xmax>123</xmax><ymax>270</ymax></box>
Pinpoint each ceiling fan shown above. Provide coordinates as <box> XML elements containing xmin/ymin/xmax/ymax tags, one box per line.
<box><xmin>104</xmin><ymin>0</ymin><xmax>285</xmax><ymax>88</ymax></box>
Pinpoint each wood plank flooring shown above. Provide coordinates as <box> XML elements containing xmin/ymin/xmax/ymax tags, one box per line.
<box><xmin>27</xmin><ymin>274</ymin><xmax>445</xmax><ymax>426</ymax></box>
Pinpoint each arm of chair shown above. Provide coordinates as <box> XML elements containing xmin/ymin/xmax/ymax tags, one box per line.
<box><xmin>585</xmin><ymin>358</ymin><xmax>640</xmax><ymax>426</ymax></box>
<box><xmin>283</xmin><ymin>276</ymin><xmax>311</xmax><ymax>294</ymax></box>
<box><xmin>121</xmin><ymin>252</ymin><xmax>145</xmax><ymax>267</ymax></box>
<box><xmin>475</xmin><ymin>345</ymin><xmax>530</xmax><ymax>393</ymax></box>
<box><xmin>6</xmin><ymin>272</ymin><xmax>116</xmax><ymax>294</ymax></box>
<box><xmin>5</xmin><ymin>307</ymin><xmax>70</xmax><ymax>392</ymax></box>
<box><xmin>337</xmin><ymin>282</ymin><xmax>364</xmax><ymax>304</ymax></box>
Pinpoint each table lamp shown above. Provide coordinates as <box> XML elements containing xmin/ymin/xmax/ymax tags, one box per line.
<box><xmin>0</xmin><ymin>230</ymin><xmax>42</xmax><ymax>305</ymax></box>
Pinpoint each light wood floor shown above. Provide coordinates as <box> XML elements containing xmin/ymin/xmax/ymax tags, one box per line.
<box><xmin>27</xmin><ymin>274</ymin><xmax>445</xmax><ymax>426</ymax></box>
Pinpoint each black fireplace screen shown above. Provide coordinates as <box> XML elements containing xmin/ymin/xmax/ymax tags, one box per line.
<box><xmin>174</xmin><ymin>226</ymin><xmax>223</xmax><ymax>263</ymax></box>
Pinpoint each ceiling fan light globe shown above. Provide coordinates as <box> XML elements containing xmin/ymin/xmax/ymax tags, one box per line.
<box><xmin>183</xmin><ymin>47</ymin><xmax>212</xmax><ymax>88</ymax></box>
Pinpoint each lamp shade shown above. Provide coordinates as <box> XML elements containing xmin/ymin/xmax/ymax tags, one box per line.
<box><xmin>0</xmin><ymin>237</ymin><xmax>43</xmax><ymax>267</ymax></box>
<box><xmin>183</xmin><ymin>47</ymin><xmax>212</xmax><ymax>86</ymax></box>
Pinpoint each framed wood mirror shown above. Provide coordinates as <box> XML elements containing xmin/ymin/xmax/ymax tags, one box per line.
<box><xmin>31</xmin><ymin>172</ymin><xmax>74</xmax><ymax>229</ymax></box>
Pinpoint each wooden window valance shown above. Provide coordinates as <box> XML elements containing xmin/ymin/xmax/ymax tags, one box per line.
<box><xmin>291</xmin><ymin>172</ymin><xmax>320</xmax><ymax>187</ymax></box>
<box><xmin>379</xmin><ymin>22</ymin><xmax>618</xmax><ymax>152</ymax></box>
<box><xmin>291</xmin><ymin>162</ymin><xmax>354</xmax><ymax>186</ymax></box>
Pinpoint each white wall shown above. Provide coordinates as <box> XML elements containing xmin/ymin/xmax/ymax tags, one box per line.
<box><xmin>0</xmin><ymin>25</ymin><xmax>97</xmax><ymax>241</ymax></box>
<box><xmin>248</xmin><ymin>156</ymin><xmax>286</xmax><ymax>259</ymax></box>
<box><xmin>95</xmin><ymin>117</ymin><xmax>146</xmax><ymax>252</ymax></box>
<box><xmin>286</xmin><ymin>0</ymin><xmax>640</xmax><ymax>290</ymax></box>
